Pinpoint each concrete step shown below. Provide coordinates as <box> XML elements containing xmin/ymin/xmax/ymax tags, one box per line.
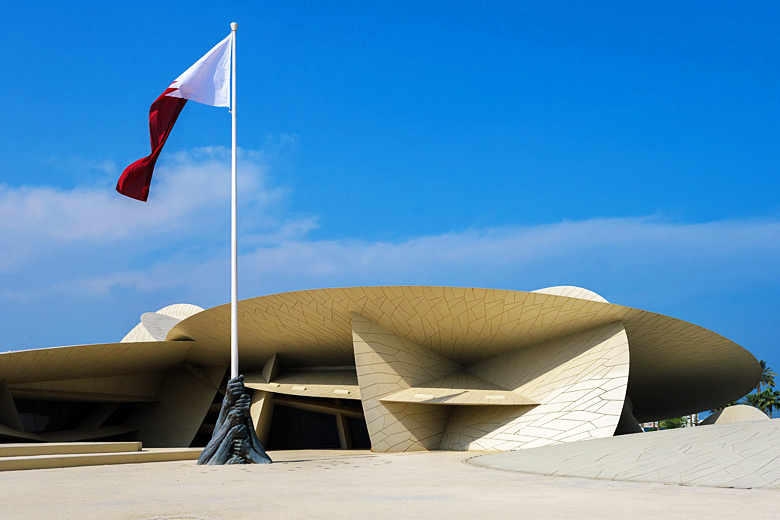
<box><xmin>0</xmin><ymin>441</ymin><xmax>142</xmax><ymax>458</ymax></box>
<box><xmin>0</xmin><ymin>448</ymin><xmax>202</xmax><ymax>471</ymax></box>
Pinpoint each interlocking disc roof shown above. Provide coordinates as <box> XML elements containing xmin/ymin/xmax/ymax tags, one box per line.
<box><xmin>168</xmin><ymin>286</ymin><xmax>760</xmax><ymax>420</ymax></box>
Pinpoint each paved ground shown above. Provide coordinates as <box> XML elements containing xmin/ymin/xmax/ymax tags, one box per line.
<box><xmin>0</xmin><ymin>449</ymin><xmax>778</xmax><ymax>519</ymax></box>
<box><xmin>469</xmin><ymin>419</ymin><xmax>780</xmax><ymax>489</ymax></box>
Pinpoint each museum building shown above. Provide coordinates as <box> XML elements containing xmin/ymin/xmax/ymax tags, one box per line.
<box><xmin>0</xmin><ymin>286</ymin><xmax>760</xmax><ymax>452</ymax></box>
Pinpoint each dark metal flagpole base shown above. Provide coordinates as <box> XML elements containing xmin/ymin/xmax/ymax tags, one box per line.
<box><xmin>197</xmin><ymin>374</ymin><xmax>272</xmax><ymax>465</ymax></box>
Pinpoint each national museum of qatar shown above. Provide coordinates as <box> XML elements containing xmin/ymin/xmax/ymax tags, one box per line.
<box><xmin>0</xmin><ymin>286</ymin><xmax>760</xmax><ymax>452</ymax></box>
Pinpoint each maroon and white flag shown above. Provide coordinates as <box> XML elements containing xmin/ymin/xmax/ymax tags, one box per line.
<box><xmin>117</xmin><ymin>34</ymin><xmax>232</xmax><ymax>201</ymax></box>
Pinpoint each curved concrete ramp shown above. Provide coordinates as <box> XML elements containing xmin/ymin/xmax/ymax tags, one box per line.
<box><xmin>467</xmin><ymin>419</ymin><xmax>780</xmax><ymax>489</ymax></box>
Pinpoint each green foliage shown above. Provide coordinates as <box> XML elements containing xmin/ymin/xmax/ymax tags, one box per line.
<box><xmin>756</xmin><ymin>388</ymin><xmax>780</xmax><ymax>418</ymax></box>
<box><xmin>757</xmin><ymin>360</ymin><xmax>777</xmax><ymax>393</ymax></box>
<box><xmin>740</xmin><ymin>388</ymin><xmax>779</xmax><ymax>418</ymax></box>
<box><xmin>660</xmin><ymin>417</ymin><xmax>687</xmax><ymax>429</ymax></box>
<box><xmin>743</xmin><ymin>392</ymin><xmax>762</xmax><ymax>408</ymax></box>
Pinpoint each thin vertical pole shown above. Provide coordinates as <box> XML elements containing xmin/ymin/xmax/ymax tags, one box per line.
<box><xmin>230</xmin><ymin>22</ymin><xmax>238</xmax><ymax>380</ymax></box>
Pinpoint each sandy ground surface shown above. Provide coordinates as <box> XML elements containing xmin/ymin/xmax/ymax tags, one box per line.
<box><xmin>0</xmin><ymin>449</ymin><xmax>778</xmax><ymax>520</ymax></box>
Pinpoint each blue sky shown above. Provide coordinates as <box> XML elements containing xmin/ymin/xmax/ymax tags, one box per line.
<box><xmin>1</xmin><ymin>2</ymin><xmax>779</xmax><ymax>395</ymax></box>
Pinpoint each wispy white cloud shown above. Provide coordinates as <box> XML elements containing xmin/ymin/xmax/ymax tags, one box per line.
<box><xmin>0</xmin><ymin>147</ymin><xmax>311</xmax><ymax>270</ymax></box>
<box><xmin>1</xmin><ymin>147</ymin><xmax>779</xmax><ymax>351</ymax></box>
<box><xmin>203</xmin><ymin>217</ymin><xmax>780</xmax><ymax>300</ymax></box>
<box><xmin>14</xmin><ymin>213</ymin><xmax>779</xmax><ymax>305</ymax></box>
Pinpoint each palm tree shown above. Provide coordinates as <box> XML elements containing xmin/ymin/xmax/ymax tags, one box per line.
<box><xmin>760</xmin><ymin>388</ymin><xmax>780</xmax><ymax>419</ymax></box>
<box><xmin>742</xmin><ymin>392</ymin><xmax>765</xmax><ymax>412</ymax></box>
<box><xmin>756</xmin><ymin>360</ymin><xmax>776</xmax><ymax>394</ymax></box>
<box><xmin>741</xmin><ymin>389</ymin><xmax>780</xmax><ymax>417</ymax></box>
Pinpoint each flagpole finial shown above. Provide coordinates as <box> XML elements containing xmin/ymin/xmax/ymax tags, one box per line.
<box><xmin>231</xmin><ymin>22</ymin><xmax>238</xmax><ymax>31</ymax></box>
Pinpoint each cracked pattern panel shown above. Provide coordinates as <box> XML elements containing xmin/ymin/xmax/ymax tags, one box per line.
<box><xmin>379</xmin><ymin>371</ymin><xmax>536</xmax><ymax>406</ymax></box>
<box><xmin>121</xmin><ymin>303</ymin><xmax>204</xmax><ymax>342</ymax></box>
<box><xmin>1</xmin><ymin>286</ymin><xmax>757</xmax><ymax>430</ymax></box>
<box><xmin>352</xmin><ymin>313</ymin><xmax>458</xmax><ymax>452</ymax></box>
<box><xmin>531</xmin><ymin>285</ymin><xmax>610</xmax><ymax>303</ymax></box>
<box><xmin>469</xmin><ymin>419</ymin><xmax>780</xmax><ymax>489</ymax></box>
<box><xmin>441</xmin><ymin>322</ymin><xmax>630</xmax><ymax>451</ymax></box>
<box><xmin>245</xmin><ymin>369</ymin><xmax>361</xmax><ymax>400</ymax></box>
<box><xmin>166</xmin><ymin>286</ymin><xmax>756</xmax><ymax>419</ymax></box>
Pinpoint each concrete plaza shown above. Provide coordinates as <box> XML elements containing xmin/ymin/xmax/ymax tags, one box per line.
<box><xmin>0</xmin><ymin>449</ymin><xmax>777</xmax><ymax>520</ymax></box>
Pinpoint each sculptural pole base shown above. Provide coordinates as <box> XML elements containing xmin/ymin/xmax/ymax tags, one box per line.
<box><xmin>197</xmin><ymin>374</ymin><xmax>272</xmax><ymax>465</ymax></box>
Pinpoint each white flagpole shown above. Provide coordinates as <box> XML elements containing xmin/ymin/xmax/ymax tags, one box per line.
<box><xmin>230</xmin><ymin>22</ymin><xmax>239</xmax><ymax>380</ymax></box>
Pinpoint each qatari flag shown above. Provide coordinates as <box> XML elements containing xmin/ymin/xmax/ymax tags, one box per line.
<box><xmin>117</xmin><ymin>33</ymin><xmax>233</xmax><ymax>201</ymax></box>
